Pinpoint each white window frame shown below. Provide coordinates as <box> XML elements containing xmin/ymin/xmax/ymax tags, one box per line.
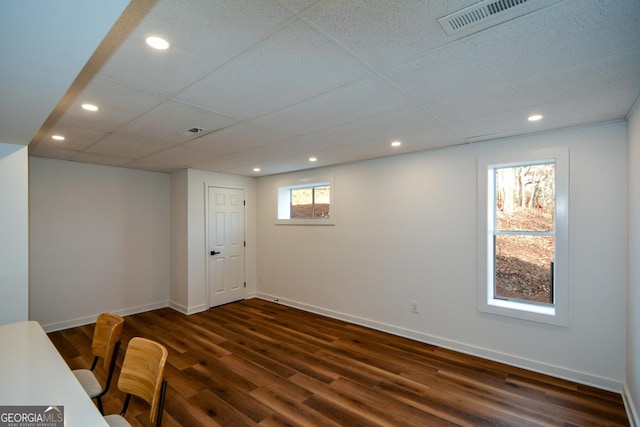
<box><xmin>477</xmin><ymin>148</ymin><xmax>569</xmax><ymax>326</ymax></box>
<box><xmin>276</xmin><ymin>174</ymin><xmax>335</xmax><ymax>226</ymax></box>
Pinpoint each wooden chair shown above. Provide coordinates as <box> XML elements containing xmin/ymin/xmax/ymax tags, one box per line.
<box><xmin>73</xmin><ymin>312</ymin><xmax>124</xmax><ymax>414</ymax></box>
<box><xmin>104</xmin><ymin>337</ymin><xmax>168</xmax><ymax>427</ymax></box>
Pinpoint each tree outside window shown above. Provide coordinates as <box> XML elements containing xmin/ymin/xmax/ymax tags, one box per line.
<box><xmin>493</xmin><ymin>163</ymin><xmax>555</xmax><ymax>305</ymax></box>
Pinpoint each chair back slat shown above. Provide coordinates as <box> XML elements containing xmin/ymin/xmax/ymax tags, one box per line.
<box><xmin>91</xmin><ymin>313</ymin><xmax>124</xmax><ymax>371</ymax></box>
<box><xmin>118</xmin><ymin>337</ymin><xmax>168</xmax><ymax>425</ymax></box>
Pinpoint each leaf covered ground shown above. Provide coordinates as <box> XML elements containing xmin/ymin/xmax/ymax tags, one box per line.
<box><xmin>495</xmin><ymin>208</ymin><xmax>554</xmax><ymax>303</ymax></box>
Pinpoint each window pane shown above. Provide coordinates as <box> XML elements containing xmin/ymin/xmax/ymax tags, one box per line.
<box><xmin>494</xmin><ymin>234</ymin><xmax>554</xmax><ymax>304</ymax></box>
<box><xmin>495</xmin><ymin>164</ymin><xmax>555</xmax><ymax>232</ymax></box>
<box><xmin>291</xmin><ymin>188</ymin><xmax>313</xmax><ymax>218</ymax></box>
<box><xmin>314</xmin><ymin>186</ymin><xmax>330</xmax><ymax>218</ymax></box>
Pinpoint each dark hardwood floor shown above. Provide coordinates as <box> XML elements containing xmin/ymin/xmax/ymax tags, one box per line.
<box><xmin>48</xmin><ymin>299</ymin><xmax>629</xmax><ymax>426</ymax></box>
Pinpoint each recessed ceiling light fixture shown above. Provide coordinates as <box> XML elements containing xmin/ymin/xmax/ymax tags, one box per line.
<box><xmin>82</xmin><ymin>103</ymin><xmax>98</xmax><ymax>111</ymax></box>
<box><xmin>146</xmin><ymin>36</ymin><xmax>170</xmax><ymax>50</ymax></box>
<box><xmin>253</xmin><ymin>167</ymin><xmax>261</xmax><ymax>172</ymax></box>
<box><xmin>391</xmin><ymin>140</ymin><xmax>402</xmax><ymax>147</ymax></box>
<box><xmin>528</xmin><ymin>114</ymin><xmax>543</xmax><ymax>122</ymax></box>
<box><xmin>52</xmin><ymin>135</ymin><xmax>65</xmax><ymax>141</ymax></box>
<box><xmin>308</xmin><ymin>157</ymin><xmax>317</xmax><ymax>162</ymax></box>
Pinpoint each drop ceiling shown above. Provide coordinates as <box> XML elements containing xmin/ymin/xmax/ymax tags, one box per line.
<box><xmin>10</xmin><ymin>0</ymin><xmax>640</xmax><ymax>176</ymax></box>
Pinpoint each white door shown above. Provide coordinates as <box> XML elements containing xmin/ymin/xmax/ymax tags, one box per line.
<box><xmin>207</xmin><ymin>186</ymin><xmax>245</xmax><ymax>308</ymax></box>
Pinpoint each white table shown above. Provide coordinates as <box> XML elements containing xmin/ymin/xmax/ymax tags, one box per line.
<box><xmin>0</xmin><ymin>320</ymin><xmax>108</xmax><ymax>426</ymax></box>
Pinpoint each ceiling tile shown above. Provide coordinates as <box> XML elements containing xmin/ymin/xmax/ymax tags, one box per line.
<box><xmin>70</xmin><ymin>152</ymin><xmax>132</xmax><ymax>167</ymax></box>
<box><xmin>384</xmin><ymin>0</ymin><xmax>640</xmax><ymax>105</ymax></box>
<box><xmin>534</xmin><ymin>88</ymin><xmax>640</xmax><ymax>127</ymax></box>
<box><xmin>56</xmin><ymin>77</ymin><xmax>163</xmax><ymax>131</ymax></box>
<box><xmin>537</xmin><ymin>0</ymin><xmax>640</xmax><ymax>58</ymax></box>
<box><xmin>121</xmin><ymin>100</ymin><xmax>239</xmax><ymax>145</ymax></box>
<box><xmin>40</xmin><ymin>124</ymin><xmax>109</xmax><ymax>151</ymax></box>
<box><xmin>191</xmin><ymin>139</ymin><xmax>295</xmax><ymax>171</ymax></box>
<box><xmin>185</xmin><ymin>123</ymin><xmax>291</xmax><ymax>156</ymax></box>
<box><xmin>277</xmin><ymin>0</ymin><xmax>323</xmax><ymax>12</ymax></box>
<box><xmin>87</xmin><ymin>133</ymin><xmax>172</xmax><ymax>159</ymax></box>
<box><xmin>425</xmin><ymin>49</ymin><xmax>640</xmax><ymax>125</ymax></box>
<box><xmin>29</xmin><ymin>145</ymin><xmax>78</xmax><ymax>161</ymax></box>
<box><xmin>175</xmin><ymin>19</ymin><xmax>371</xmax><ymax>119</ymax></box>
<box><xmin>453</xmin><ymin>87</ymin><xmax>639</xmax><ymax>141</ymax></box>
<box><xmin>125</xmin><ymin>146</ymin><xmax>212</xmax><ymax>172</ymax></box>
<box><xmin>97</xmin><ymin>0</ymin><xmax>294</xmax><ymax>95</ymax></box>
<box><xmin>302</xmin><ymin>0</ymin><xmax>476</xmax><ymax>68</ymax></box>
<box><xmin>395</xmin><ymin>125</ymin><xmax>465</xmax><ymax>151</ymax></box>
<box><xmin>308</xmin><ymin>124</ymin><xmax>462</xmax><ymax>163</ymax></box>
<box><xmin>291</xmin><ymin>105</ymin><xmax>444</xmax><ymax>149</ymax></box>
<box><xmin>305</xmin><ymin>142</ymin><xmax>399</xmax><ymax>166</ymax></box>
<box><xmin>221</xmin><ymin>158</ymin><xmax>319</xmax><ymax>176</ymax></box>
<box><xmin>254</xmin><ymin>76</ymin><xmax>413</xmax><ymax>135</ymax></box>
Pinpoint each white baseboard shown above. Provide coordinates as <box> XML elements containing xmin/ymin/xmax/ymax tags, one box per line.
<box><xmin>255</xmin><ymin>293</ymin><xmax>624</xmax><ymax>393</ymax></box>
<box><xmin>168</xmin><ymin>300</ymin><xmax>207</xmax><ymax>315</ymax></box>
<box><xmin>40</xmin><ymin>300</ymin><xmax>169</xmax><ymax>333</ymax></box>
<box><xmin>167</xmin><ymin>300</ymin><xmax>188</xmax><ymax>314</ymax></box>
<box><xmin>624</xmin><ymin>383</ymin><xmax>639</xmax><ymax>427</ymax></box>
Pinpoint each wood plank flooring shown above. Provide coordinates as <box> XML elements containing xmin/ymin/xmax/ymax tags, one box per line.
<box><xmin>48</xmin><ymin>299</ymin><xmax>629</xmax><ymax>426</ymax></box>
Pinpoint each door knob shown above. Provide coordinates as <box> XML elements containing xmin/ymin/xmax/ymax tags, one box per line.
<box><xmin>210</xmin><ymin>250</ymin><xmax>221</xmax><ymax>256</ymax></box>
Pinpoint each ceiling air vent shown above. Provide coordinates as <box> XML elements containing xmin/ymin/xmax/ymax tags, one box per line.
<box><xmin>179</xmin><ymin>127</ymin><xmax>206</xmax><ymax>136</ymax></box>
<box><xmin>438</xmin><ymin>0</ymin><xmax>533</xmax><ymax>36</ymax></box>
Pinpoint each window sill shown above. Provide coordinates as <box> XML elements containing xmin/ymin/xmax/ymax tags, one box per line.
<box><xmin>490</xmin><ymin>299</ymin><xmax>554</xmax><ymax>315</ymax></box>
<box><xmin>275</xmin><ymin>218</ymin><xmax>335</xmax><ymax>226</ymax></box>
<box><xmin>480</xmin><ymin>298</ymin><xmax>567</xmax><ymax>326</ymax></box>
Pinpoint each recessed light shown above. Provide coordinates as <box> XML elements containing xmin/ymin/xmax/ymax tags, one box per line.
<box><xmin>253</xmin><ymin>168</ymin><xmax>261</xmax><ymax>172</ymax></box>
<box><xmin>528</xmin><ymin>114</ymin><xmax>543</xmax><ymax>122</ymax></box>
<box><xmin>391</xmin><ymin>140</ymin><xmax>402</xmax><ymax>147</ymax></box>
<box><xmin>146</xmin><ymin>36</ymin><xmax>170</xmax><ymax>50</ymax></box>
<box><xmin>308</xmin><ymin>157</ymin><xmax>317</xmax><ymax>162</ymax></box>
<box><xmin>82</xmin><ymin>103</ymin><xmax>98</xmax><ymax>111</ymax></box>
<box><xmin>52</xmin><ymin>135</ymin><xmax>65</xmax><ymax>141</ymax></box>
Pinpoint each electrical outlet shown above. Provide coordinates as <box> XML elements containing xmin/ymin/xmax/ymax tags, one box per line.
<box><xmin>411</xmin><ymin>301</ymin><xmax>420</xmax><ymax>313</ymax></box>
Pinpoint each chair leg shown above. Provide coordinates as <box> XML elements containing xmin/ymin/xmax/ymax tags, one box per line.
<box><xmin>96</xmin><ymin>396</ymin><xmax>104</xmax><ymax>415</ymax></box>
<box><xmin>120</xmin><ymin>394</ymin><xmax>132</xmax><ymax>417</ymax></box>
<box><xmin>94</xmin><ymin>340</ymin><xmax>120</xmax><ymax>416</ymax></box>
<box><xmin>103</xmin><ymin>340</ymin><xmax>121</xmax><ymax>395</ymax></box>
<box><xmin>90</xmin><ymin>356</ymin><xmax>99</xmax><ymax>371</ymax></box>
<box><xmin>156</xmin><ymin>379</ymin><xmax>167</xmax><ymax>427</ymax></box>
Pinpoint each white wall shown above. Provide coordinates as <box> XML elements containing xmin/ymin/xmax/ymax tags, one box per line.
<box><xmin>627</xmin><ymin>100</ymin><xmax>640</xmax><ymax>424</ymax></box>
<box><xmin>0</xmin><ymin>143</ymin><xmax>29</xmax><ymax>324</ymax></box>
<box><xmin>170</xmin><ymin>169</ymin><xmax>189</xmax><ymax>310</ymax></box>
<box><xmin>170</xmin><ymin>168</ymin><xmax>257</xmax><ymax>314</ymax></box>
<box><xmin>29</xmin><ymin>158</ymin><xmax>171</xmax><ymax>331</ymax></box>
<box><xmin>256</xmin><ymin>121</ymin><xmax>628</xmax><ymax>391</ymax></box>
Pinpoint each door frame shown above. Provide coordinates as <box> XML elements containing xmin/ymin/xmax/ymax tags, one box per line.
<box><xmin>204</xmin><ymin>183</ymin><xmax>247</xmax><ymax>309</ymax></box>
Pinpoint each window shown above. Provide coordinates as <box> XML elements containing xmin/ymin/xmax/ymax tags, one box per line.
<box><xmin>276</xmin><ymin>175</ymin><xmax>335</xmax><ymax>225</ymax></box>
<box><xmin>494</xmin><ymin>163</ymin><xmax>555</xmax><ymax>305</ymax></box>
<box><xmin>478</xmin><ymin>148</ymin><xmax>568</xmax><ymax>326</ymax></box>
<box><xmin>290</xmin><ymin>185</ymin><xmax>330</xmax><ymax>219</ymax></box>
